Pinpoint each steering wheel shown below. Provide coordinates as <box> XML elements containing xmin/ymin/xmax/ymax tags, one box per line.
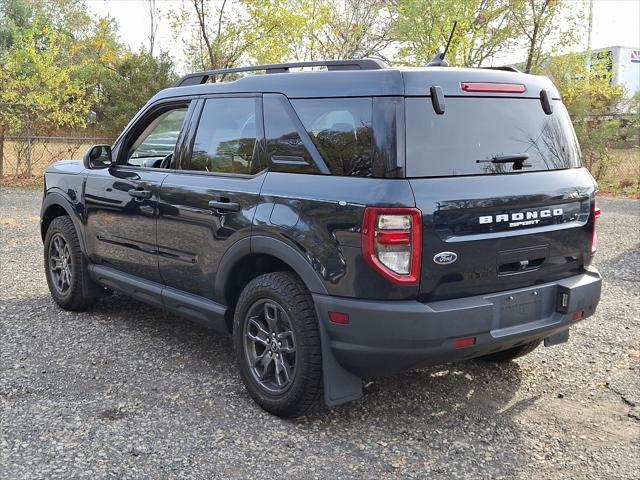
<box><xmin>150</xmin><ymin>153</ymin><xmax>173</xmax><ymax>169</ymax></box>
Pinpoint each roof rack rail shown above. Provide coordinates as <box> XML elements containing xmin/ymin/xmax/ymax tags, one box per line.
<box><xmin>174</xmin><ymin>58</ymin><xmax>387</xmax><ymax>87</ymax></box>
<box><xmin>481</xmin><ymin>65</ymin><xmax>521</xmax><ymax>73</ymax></box>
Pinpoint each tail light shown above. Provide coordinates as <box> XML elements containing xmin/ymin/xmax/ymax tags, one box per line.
<box><xmin>591</xmin><ymin>203</ymin><xmax>601</xmax><ymax>255</ymax></box>
<box><xmin>361</xmin><ymin>207</ymin><xmax>422</xmax><ymax>285</ymax></box>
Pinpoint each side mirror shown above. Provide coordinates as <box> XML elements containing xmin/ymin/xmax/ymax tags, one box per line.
<box><xmin>83</xmin><ymin>145</ymin><xmax>112</xmax><ymax>169</ymax></box>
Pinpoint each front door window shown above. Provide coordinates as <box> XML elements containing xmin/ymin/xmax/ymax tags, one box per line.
<box><xmin>126</xmin><ymin>107</ymin><xmax>188</xmax><ymax>168</ymax></box>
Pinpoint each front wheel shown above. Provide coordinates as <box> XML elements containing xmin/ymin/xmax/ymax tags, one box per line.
<box><xmin>44</xmin><ymin>216</ymin><xmax>98</xmax><ymax>311</ymax></box>
<box><xmin>233</xmin><ymin>272</ymin><xmax>322</xmax><ymax>418</ymax></box>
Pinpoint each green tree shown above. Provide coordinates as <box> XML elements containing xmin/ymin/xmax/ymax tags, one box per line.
<box><xmin>507</xmin><ymin>0</ymin><xmax>584</xmax><ymax>73</ymax></box>
<box><xmin>0</xmin><ymin>22</ymin><xmax>97</xmax><ymax>176</ymax></box>
<box><xmin>0</xmin><ymin>0</ymin><xmax>32</xmax><ymax>55</ymax></box>
<box><xmin>175</xmin><ymin>0</ymin><xmax>393</xmax><ymax>70</ymax></box>
<box><xmin>170</xmin><ymin>0</ymin><xmax>282</xmax><ymax>74</ymax></box>
<box><xmin>96</xmin><ymin>50</ymin><xmax>178</xmax><ymax>134</ymax></box>
<box><xmin>542</xmin><ymin>52</ymin><xmax>625</xmax><ymax>180</ymax></box>
<box><xmin>243</xmin><ymin>0</ymin><xmax>326</xmax><ymax>64</ymax></box>
<box><xmin>0</xmin><ymin>0</ymin><xmax>104</xmax><ymax>176</ymax></box>
<box><xmin>1</xmin><ymin>0</ymin><xmax>92</xmax><ymax>51</ymax></box>
<box><xmin>304</xmin><ymin>0</ymin><xmax>394</xmax><ymax>60</ymax></box>
<box><xmin>393</xmin><ymin>0</ymin><xmax>520</xmax><ymax>67</ymax></box>
<box><xmin>247</xmin><ymin>0</ymin><xmax>394</xmax><ymax>63</ymax></box>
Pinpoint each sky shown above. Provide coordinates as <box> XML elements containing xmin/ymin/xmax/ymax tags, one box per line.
<box><xmin>86</xmin><ymin>0</ymin><xmax>640</xmax><ymax>73</ymax></box>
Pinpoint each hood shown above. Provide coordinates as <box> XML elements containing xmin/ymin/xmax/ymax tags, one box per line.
<box><xmin>45</xmin><ymin>159</ymin><xmax>86</xmax><ymax>175</ymax></box>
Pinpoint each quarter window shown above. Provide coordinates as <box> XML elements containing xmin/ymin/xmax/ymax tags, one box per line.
<box><xmin>189</xmin><ymin>98</ymin><xmax>260</xmax><ymax>174</ymax></box>
<box><xmin>292</xmin><ymin>98</ymin><xmax>374</xmax><ymax>176</ymax></box>
<box><xmin>264</xmin><ymin>95</ymin><xmax>319</xmax><ymax>174</ymax></box>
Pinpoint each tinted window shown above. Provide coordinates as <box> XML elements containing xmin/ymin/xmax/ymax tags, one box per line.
<box><xmin>292</xmin><ymin>98</ymin><xmax>374</xmax><ymax>176</ymax></box>
<box><xmin>189</xmin><ymin>98</ymin><xmax>259</xmax><ymax>174</ymax></box>
<box><xmin>405</xmin><ymin>97</ymin><xmax>581</xmax><ymax>177</ymax></box>
<box><xmin>264</xmin><ymin>95</ymin><xmax>319</xmax><ymax>174</ymax></box>
<box><xmin>127</xmin><ymin>107</ymin><xmax>188</xmax><ymax>167</ymax></box>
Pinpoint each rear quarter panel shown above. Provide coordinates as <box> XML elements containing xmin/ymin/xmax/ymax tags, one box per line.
<box><xmin>254</xmin><ymin>172</ymin><xmax>419</xmax><ymax>300</ymax></box>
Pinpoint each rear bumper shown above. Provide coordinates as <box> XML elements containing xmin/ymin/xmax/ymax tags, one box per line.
<box><xmin>314</xmin><ymin>268</ymin><xmax>602</xmax><ymax>377</ymax></box>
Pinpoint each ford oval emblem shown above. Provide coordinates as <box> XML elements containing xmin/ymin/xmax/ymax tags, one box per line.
<box><xmin>433</xmin><ymin>251</ymin><xmax>458</xmax><ymax>265</ymax></box>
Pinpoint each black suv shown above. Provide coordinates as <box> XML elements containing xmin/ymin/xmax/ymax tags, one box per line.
<box><xmin>41</xmin><ymin>59</ymin><xmax>602</xmax><ymax>417</ymax></box>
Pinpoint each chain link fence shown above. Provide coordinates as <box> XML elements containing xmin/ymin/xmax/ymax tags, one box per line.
<box><xmin>590</xmin><ymin>147</ymin><xmax>640</xmax><ymax>194</ymax></box>
<box><xmin>1</xmin><ymin>130</ymin><xmax>114</xmax><ymax>178</ymax></box>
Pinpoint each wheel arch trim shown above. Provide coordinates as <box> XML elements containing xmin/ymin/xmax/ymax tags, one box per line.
<box><xmin>215</xmin><ymin>235</ymin><xmax>329</xmax><ymax>303</ymax></box>
<box><xmin>40</xmin><ymin>193</ymin><xmax>87</xmax><ymax>254</ymax></box>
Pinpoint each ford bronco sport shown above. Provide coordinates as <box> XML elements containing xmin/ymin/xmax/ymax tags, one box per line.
<box><xmin>41</xmin><ymin>59</ymin><xmax>602</xmax><ymax>417</ymax></box>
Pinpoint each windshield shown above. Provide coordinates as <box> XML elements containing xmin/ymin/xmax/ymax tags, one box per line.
<box><xmin>405</xmin><ymin>97</ymin><xmax>581</xmax><ymax>177</ymax></box>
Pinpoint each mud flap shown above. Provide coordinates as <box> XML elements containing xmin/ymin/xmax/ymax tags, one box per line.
<box><xmin>317</xmin><ymin>311</ymin><xmax>362</xmax><ymax>407</ymax></box>
<box><xmin>544</xmin><ymin>328</ymin><xmax>570</xmax><ymax>347</ymax></box>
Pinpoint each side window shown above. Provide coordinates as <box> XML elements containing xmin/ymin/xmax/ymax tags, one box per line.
<box><xmin>188</xmin><ymin>97</ymin><xmax>260</xmax><ymax>175</ymax></box>
<box><xmin>291</xmin><ymin>98</ymin><xmax>373</xmax><ymax>176</ymax></box>
<box><xmin>126</xmin><ymin>107</ymin><xmax>188</xmax><ymax>168</ymax></box>
<box><xmin>263</xmin><ymin>94</ymin><xmax>319</xmax><ymax>174</ymax></box>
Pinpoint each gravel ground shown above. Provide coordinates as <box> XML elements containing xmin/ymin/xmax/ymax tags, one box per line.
<box><xmin>1</xmin><ymin>186</ymin><xmax>638</xmax><ymax>479</ymax></box>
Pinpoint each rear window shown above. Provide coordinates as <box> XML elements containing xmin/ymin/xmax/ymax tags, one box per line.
<box><xmin>189</xmin><ymin>97</ymin><xmax>259</xmax><ymax>174</ymax></box>
<box><xmin>405</xmin><ymin>97</ymin><xmax>581</xmax><ymax>177</ymax></box>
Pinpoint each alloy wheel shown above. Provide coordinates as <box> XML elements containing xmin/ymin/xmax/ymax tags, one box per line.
<box><xmin>243</xmin><ymin>299</ymin><xmax>297</xmax><ymax>394</ymax></box>
<box><xmin>49</xmin><ymin>233</ymin><xmax>72</xmax><ymax>294</ymax></box>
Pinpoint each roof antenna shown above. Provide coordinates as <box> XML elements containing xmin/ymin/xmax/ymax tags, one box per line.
<box><xmin>427</xmin><ymin>21</ymin><xmax>457</xmax><ymax>67</ymax></box>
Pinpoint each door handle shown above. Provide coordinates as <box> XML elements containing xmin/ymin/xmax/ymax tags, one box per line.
<box><xmin>128</xmin><ymin>189</ymin><xmax>152</xmax><ymax>199</ymax></box>
<box><xmin>208</xmin><ymin>200</ymin><xmax>240</xmax><ymax>212</ymax></box>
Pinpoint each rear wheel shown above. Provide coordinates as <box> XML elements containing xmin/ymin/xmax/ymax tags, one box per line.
<box><xmin>233</xmin><ymin>272</ymin><xmax>322</xmax><ymax>418</ymax></box>
<box><xmin>478</xmin><ymin>340</ymin><xmax>542</xmax><ymax>362</ymax></box>
<box><xmin>44</xmin><ymin>216</ymin><xmax>98</xmax><ymax>311</ymax></box>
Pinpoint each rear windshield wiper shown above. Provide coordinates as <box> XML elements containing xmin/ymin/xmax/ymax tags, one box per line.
<box><xmin>476</xmin><ymin>153</ymin><xmax>531</xmax><ymax>170</ymax></box>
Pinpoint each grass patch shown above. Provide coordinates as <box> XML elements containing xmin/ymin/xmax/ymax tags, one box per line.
<box><xmin>596</xmin><ymin>148</ymin><xmax>639</xmax><ymax>198</ymax></box>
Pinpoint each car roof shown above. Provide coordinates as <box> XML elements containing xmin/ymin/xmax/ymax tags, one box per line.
<box><xmin>153</xmin><ymin>68</ymin><xmax>405</xmax><ymax>100</ymax></box>
<box><xmin>151</xmin><ymin>65</ymin><xmax>559</xmax><ymax>102</ymax></box>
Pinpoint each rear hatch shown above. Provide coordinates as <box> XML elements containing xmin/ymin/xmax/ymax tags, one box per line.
<box><xmin>402</xmin><ymin>69</ymin><xmax>597</xmax><ymax>302</ymax></box>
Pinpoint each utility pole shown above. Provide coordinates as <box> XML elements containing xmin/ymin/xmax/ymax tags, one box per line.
<box><xmin>148</xmin><ymin>0</ymin><xmax>158</xmax><ymax>56</ymax></box>
<box><xmin>586</xmin><ymin>0</ymin><xmax>593</xmax><ymax>71</ymax></box>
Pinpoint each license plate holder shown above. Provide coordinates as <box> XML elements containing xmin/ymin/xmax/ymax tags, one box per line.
<box><xmin>498</xmin><ymin>291</ymin><xmax>544</xmax><ymax>328</ymax></box>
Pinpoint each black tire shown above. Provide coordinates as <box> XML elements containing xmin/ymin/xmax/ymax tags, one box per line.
<box><xmin>478</xmin><ymin>340</ymin><xmax>542</xmax><ymax>362</ymax></box>
<box><xmin>44</xmin><ymin>216</ymin><xmax>98</xmax><ymax>311</ymax></box>
<box><xmin>233</xmin><ymin>272</ymin><xmax>323</xmax><ymax>418</ymax></box>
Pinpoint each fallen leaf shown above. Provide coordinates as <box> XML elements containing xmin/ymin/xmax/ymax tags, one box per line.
<box><xmin>0</xmin><ymin>218</ymin><xmax>19</xmax><ymax>227</ymax></box>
